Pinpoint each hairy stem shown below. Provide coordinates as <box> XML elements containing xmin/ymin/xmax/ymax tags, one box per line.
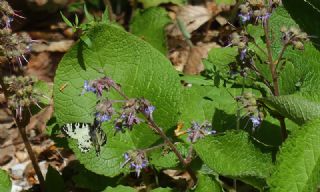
<box><xmin>0</xmin><ymin>74</ymin><xmax>45</xmax><ymax>192</ymax></box>
<box><xmin>263</xmin><ymin>18</ymin><xmax>287</xmax><ymax>140</ymax></box>
<box><xmin>263</xmin><ymin>19</ymin><xmax>279</xmax><ymax>96</ymax></box>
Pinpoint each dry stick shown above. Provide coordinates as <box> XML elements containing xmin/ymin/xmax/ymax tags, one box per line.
<box><xmin>263</xmin><ymin>18</ymin><xmax>288</xmax><ymax>140</ymax></box>
<box><xmin>111</xmin><ymin>85</ymin><xmax>198</xmax><ymax>186</ymax></box>
<box><xmin>0</xmin><ymin>75</ymin><xmax>45</xmax><ymax>192</ymax></box>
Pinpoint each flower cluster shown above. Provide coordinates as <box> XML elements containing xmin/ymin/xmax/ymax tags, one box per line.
<box><xmin>187</xmin><ymin>121</ymin><xmax>216</xmax><ymax>143</ymax></box>
<box><xmin>0</xmin><ymin>0</ymin><xmax>23</xmax><ymax>28</ymax></box>
<box><xmin>0</xmin><ymin>1</ymin><xmax>32</xmax><ymax>66</ymax></box>
<box><xmin>81</xmin><ymin>77</ymin><xmax>120</xmax><ymax>97</ymax></box>
<box><xmin>238</xmin><ymin>0</ymin><xmax>280</xmax><ymax>25</ymax></box>
<box><xmin>230</xmin><ymin>32</ymin><xmax>249</xmax><ymax>61</ymax></box>
<box><xmin>95</xmin><ymin>99</ymin><xmax>115</xmax><ymax>123</ymax></box>
<box><xmin>236</xmin><ymin>92</ymin><xmax>265</xmax><ymax>131</ymax></box>
<box><xmin>0</xmin><ymin>29</ymin><xmax>32</xmax><ymax>65</ymax></box>
<box><xmin>114</xmin><ymin>98</ymin><xmax>155</xmax><ymax>133</ymax></box>
<box><xmin>121</xmin><ymin>151</ymin><xmax>148</xmax><ymax>177</ymax></box>
<box><xmin>280</xmin><ymin>26</ymin><xmax>309</xmax><ymax>50</ymax></box>
<box><xmin>81</xmin><ymin>78</ymin><xmax>155</xmax><ymax>133</ymax></box>
<box><xmin>3</xmin><ymin>75</ymin><xmax>41</xmax><ymax>120</ymax></box>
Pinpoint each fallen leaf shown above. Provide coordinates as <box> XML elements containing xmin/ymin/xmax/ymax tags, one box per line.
<box><xmin>167</xmin><ymin>5</ymin><xmax>212</xmax><ymax>37</ymax></box>
<box><xmin>170</xmin><ymin>42</ymin><xmax>220</xmax><ymax>74</ymax></box>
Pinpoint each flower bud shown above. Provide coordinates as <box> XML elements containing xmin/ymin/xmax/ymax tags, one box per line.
<box><xmin>280</xmin><ymin>26</ymin><xmax>288</xmax><ymax>33</ymax></box>
<box><xmin>289</xmin><ymin>27</ymin><xmax>300</xmax><ymax>36</ymax></box>
<box><xmin>238</xmin><ymin>42</ymin><xmax>246</xmax><ymax>49</ymax></box>
<box><xmin>293</xmin><ymin>41</ymin><xmax>304</xmax><ymax>50</ymax></box>
<box><xmin>253</xmin><ymin>10</ymin><xmax>261</xmax><ymax>17</ymax></box>
<box><xmin>16</xmin><ymin>89</ymin><xmax>24</xmax><ymax>97</ymax></box>
<box><xmin>25</xmin><ymin>85</ymin><xmax>33</xmax><ymax>93</ymax></box>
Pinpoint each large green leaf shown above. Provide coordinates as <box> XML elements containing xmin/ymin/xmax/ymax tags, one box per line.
<box><xmin>283</xmin><ymin>0</ymin><xmax>320</xmax><ymax>48</ymax></box>
<box><xmin>53</xmin><ymin>23</ymin><xmax>183</xmax><ymax>176</ymax></box>
<box><xmin>267</xmin><ymin>119</ymin><xmax>320</xmax><ymax>192</ymax></box>
<box><xmin>193</xmin><ymin>131</ymin><xmax>274</xmax><ymax>178</ymax></box>
<box><xmin>130</xmin><ymin>7</ymin><xmax>171</xmax><ymax>55</ymax></box>
<box><xmin>263</xmin><ymin>95</ymin><xmax>320</xmax><ymax>125</ymax></box>
<box><xmin>138</xmin><ymin>0</ymin><xmax>186</xmax><ymax>8</ymax></box>
<box><xmin>0</xmin><ymin>169</ymin><xmax>11</xmax><ymax>192</ymax></box>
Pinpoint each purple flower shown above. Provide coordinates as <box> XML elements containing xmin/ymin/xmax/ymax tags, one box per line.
<box><xmin>250</xmin><ymin>116</ymin><xmax>261</xmax><ymax>131</ymax></box>
<box><xmin>121</xmin><ymin>151</ymin><xmax>148</xmax><ymax>177</ymax></box>
<box><xmin>239</xmin><ymin>12</ymin><xmax>251</xmax><ymax>24</ymax></box>
<box><xmin>240</xmin><ymin>48</ymin><xmax>247</xmax><ymax>61</ymax></box>
<box><xmin>95</xmin><ymin>113</ymin><xmax>111</xmax><ymax>122</ymax></box>
<box><xmin>144</xmin><ymin>106</ymin><xmax>155</xmax><ymax>116</ymax></box>
<box><xmin>81</xmin><ymin>80</ymin><xmax>96</xmax><ymax>95</ymax></box>
<box><xmin>95</xmin><ymin>99</ymin><xmax>114</xmax><ymax>123</ymax></box>
<box><xmin>187</xmin><ymin>121</ymin><xmax>216</xmax><ymax>143</ymax></box>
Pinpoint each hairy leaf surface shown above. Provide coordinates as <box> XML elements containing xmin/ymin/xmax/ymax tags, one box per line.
<box><xmin>267</xmin><ymin>119</ymin><xmax>320</xmax><ymax>192</ymax></box>
<box><xmin>131</xmin><ymin>7</ymin><xmax>171</xmax><ymax>55</ymax></box>
<box><xmin>193</xmin><ymin>131</ymin><xmax>274</xmax><ymax>178</ymax></box>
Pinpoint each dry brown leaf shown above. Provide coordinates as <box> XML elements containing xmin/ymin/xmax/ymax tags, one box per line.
<box><xmin>170</xmin><ymin>42</ymin><xmax>220</xmax><ymax>75</ymax></box>
<box><xmin>167</xmin><ymin>5</ymin><xmax>212</xmax><ymax>37</ymax></box>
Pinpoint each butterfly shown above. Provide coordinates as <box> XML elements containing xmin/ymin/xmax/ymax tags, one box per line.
<box><xmin>62</xmin><ymin>121</ymin><xmax>107</xmax><ymax>156</ymax></box>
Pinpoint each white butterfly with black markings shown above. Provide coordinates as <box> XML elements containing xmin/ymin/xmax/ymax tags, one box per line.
<box><xmin>62</xmin><ymin>121</ymin><xmax>107</xmax><ymax>156</ymax></box>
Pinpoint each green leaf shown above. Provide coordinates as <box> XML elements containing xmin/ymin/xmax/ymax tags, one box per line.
<box><xmin>53</xmin><ymin>23</ymin><xmax>183</xmax><ymax>176</ymax></box>
<box><xmin>215</xmin><ymin>0</ymin><xmax>236</xmax><ymax>5</ymax></box>
<box><xmin>151</xmin><ymin>187</ymin><xmax>174</xmax><ymax>192</ymax></box>
<box><xmin>84</xmin><ymin>4</ymin><xmax>94</xmax><ymax>22</ymax></box>
<box><xmin>103</xmin><ymin>185</ymin><xmax>136</xmax><ymax>192</ymax></box>
<box><xmin>130</xmin><ymin>7</ymin><xmax>171</xmax><ymax>55</ymax></box>
<box><xmin>138</xmin><ymin>0</ymin><xmax>186</xmax><ymax>8</ymax></box>
<box><xmin>283</xmin><ymin>0</ymin><xmax>320</xmax><ymax>48</ymax></box>
<box><xmin>193</xmin><ymin>131</ymin><xmax>274</xmax><ymax>178</ymax></box>
<box><xmin>205</xmin><ymin>47</ymin><xmax>238</xmax><ymax>76</ymax></box>
<box><xmin>193</xmin><ymin>173</ymin><xmax>222</xmax><ymax>192</ymax></box>
<box><xmin>267</xmin><ymin>119</ymin><xmax>320</xmax><ymax>192</ymax></box>
<box><xmin>0</xmin><ymin>169</ymin><xmax>11</xmax><ymax>192</ymax></box>
<box><xmin>263</xmin><ymin>95</ymin><xmax>320</xmax><ymax>125</ymax></box>
<box><xmin>45</xmin><ymin>166</ymin><xmax>64</xmax><ymax>192</ymax></box>
<box><xmin>72</xmin><ymin>167</ymin><xmax>117</xmax><ymax>191</ymax></box>
<box><xmin>60</xmin><ymin>12</ymin><xmax>73</xmax><ymax>27</ymax></box>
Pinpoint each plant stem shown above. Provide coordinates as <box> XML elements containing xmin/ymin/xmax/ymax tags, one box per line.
<box><xmin>263</xmin><ymin>19</ymin><xmax>279</xmax><ymax>96</ymax></box>
<box><xmin>263</xmin><ymin>18</ymin><xmax>287</xmax><ymax>140</ymax></box>
<box><xmin>275</xmin><ymin>43</ymin><xmax>288</xmax><ymax>72</ymax></box>
<box><xmin>0</xmin><ymin>74</ymin><xmax>45</xmax><ymax>192</ymax></box>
